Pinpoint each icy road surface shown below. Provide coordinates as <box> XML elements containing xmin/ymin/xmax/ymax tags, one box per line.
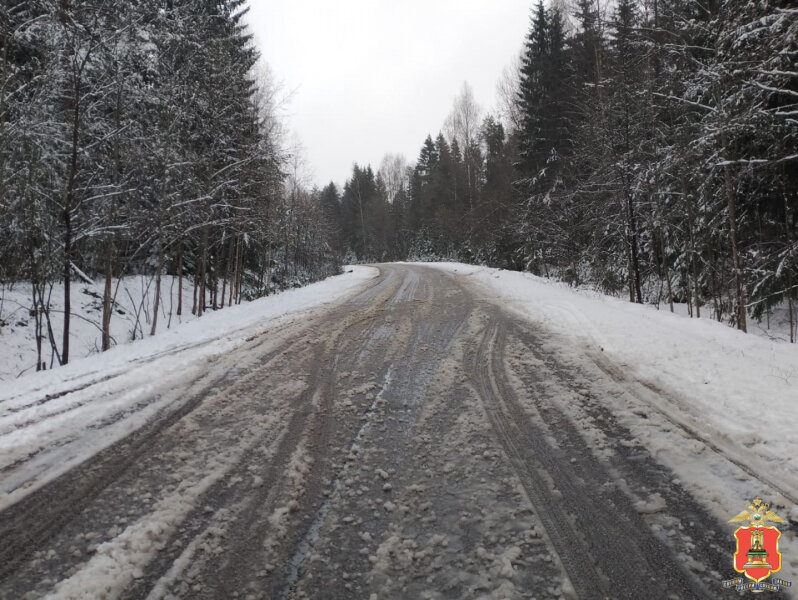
<box><xmin>0</xmin><ymin>265</ymin><xmax>787</xmax><ymax>599</ymax></box>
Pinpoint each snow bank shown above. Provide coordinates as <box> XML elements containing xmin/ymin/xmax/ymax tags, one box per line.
<box><xmin>0</xmin><ymin>275</ymin><xmax>198</xmax><ymax>381</ymax></box>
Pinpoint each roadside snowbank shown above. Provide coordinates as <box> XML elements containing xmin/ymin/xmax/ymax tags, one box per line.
<box><xmin>0</xmin><ymin>275</ymin><xmax>196</xmax><ymax>381</ymax></box>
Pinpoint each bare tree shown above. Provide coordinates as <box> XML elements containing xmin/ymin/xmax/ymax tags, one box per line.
<box><xmin>495</xmin><ymin>54</ymin><xmax>523</xmax><ymax>134</ymax></box>
<box><xmin>445</xmin><ymin>82</ymin><xmax>482</xmax><ymax>211</ymax></box>
<box><xmin>377</xmin><ymin>153</ymin><xmax>409</xmax><ymax>205</ymax></box>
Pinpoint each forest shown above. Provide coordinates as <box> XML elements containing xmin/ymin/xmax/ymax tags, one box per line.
<box><xmin>1</xmin><ymin>0</ymin><xmax>797</xmax><ymax>378</ymax></box>
<box><xmin>1</xmin><ymin>0</ymin><xmax>341</xmax><ymax>369</ymax></box>
<box><xmin>325</xmin><ymin>0</ymin><xmax>797</xmax><ymax>339</ymax></box>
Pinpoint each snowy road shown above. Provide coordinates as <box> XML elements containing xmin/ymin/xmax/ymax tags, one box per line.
<box><xmin>0</xmin><ymin>265</ymin><xmax>785</xmax><ymax>599</ymax></box>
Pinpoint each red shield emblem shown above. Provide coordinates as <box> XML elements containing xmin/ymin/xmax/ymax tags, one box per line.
<box><xmin>734</xmin><ymin>526</ymin><xmax>782</xmax><ymax>583</ymax></box>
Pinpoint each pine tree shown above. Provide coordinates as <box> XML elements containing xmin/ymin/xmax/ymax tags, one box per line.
<box><xmin>517</xmin><ymin>2</ymin><xmax>549</xmax><ymax>184</ymax></box>
<box><xmin>514</xmin><ymin>2</ymin><xmax>572</xmax><ymax>276</ymax></box>
<box><xmin>699</xmin><ymin>0</ymin><xmax>798</xmax><ymax>331</ymax></box>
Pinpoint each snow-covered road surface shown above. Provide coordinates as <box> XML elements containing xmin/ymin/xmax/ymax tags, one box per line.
<box><xmin>0</xmin><ymin>264</ymin><xmax>794</xmax><ymax>599</ymax></box>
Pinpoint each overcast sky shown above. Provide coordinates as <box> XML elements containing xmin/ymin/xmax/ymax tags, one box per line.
<box><xmin>245</xmin><ymin>1</ymin><xmax>532</xmax><ymax>188</ymax></box>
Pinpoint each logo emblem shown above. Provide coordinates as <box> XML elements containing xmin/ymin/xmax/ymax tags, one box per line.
<box><xmin>722</xmin><ymin>498</ymin><xmax>792</xmax><ymax>593</ymax></box>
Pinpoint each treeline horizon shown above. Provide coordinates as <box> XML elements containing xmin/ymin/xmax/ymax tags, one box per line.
<box><xmin>1</xmin><ymin>0</ymin><xmax>341</xmax><ymax>370</ymax></box>
<box><xmin>323</xmin><ymin>0</ymin><xmax>797</xmax><ymax>340</ymax></box>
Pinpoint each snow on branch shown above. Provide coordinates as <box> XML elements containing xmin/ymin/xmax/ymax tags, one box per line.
<box><xmin>753</xmin><ymin>82</ymin><xmax>798</xmax><ymax>98</ymax></box>
<box><xmin>652</xmin><ymin>93</ymin><xmax>716</xmax><ymax>112</ymax></box>
<box><xmin>70</xmin><ymin>263</ymin><xmax>95</xmax><ymax>286</ymax></box>
<box><xmin>756</xmin><ymin>70</ymin><xmax>798</xmax><ymax>79</ymax></box>
<box><xmin>746</xmin><ymin>284</ymin><xmax>798</xmax><ymax>309</ymax></box>
<box><xmin>716</xmin><ymin>154</ymin><xmax>798</xmax><ymax>167</ymax></box>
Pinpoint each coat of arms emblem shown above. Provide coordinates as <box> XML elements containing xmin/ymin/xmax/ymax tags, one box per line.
<box><xmin>722</xmin><ymin>498</ymin><xmax>792</xmax><ymax>593</ymax></box>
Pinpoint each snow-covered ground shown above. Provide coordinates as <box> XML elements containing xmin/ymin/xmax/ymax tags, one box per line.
<box><xmin>1</xmin><ymin>275</ymin><xmax>264</xmax><ymax>381</ymax></box>
<box><xmin>0</xmin><ymin>266</ymin><xmax>379</xmax><ymax>511</ymax></box>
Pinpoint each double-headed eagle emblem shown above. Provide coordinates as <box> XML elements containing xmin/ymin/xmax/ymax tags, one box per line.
<box><xmin>729</xmin><ymin>497</ymin><xmax>787</xmax><ymax>527</ymax></box>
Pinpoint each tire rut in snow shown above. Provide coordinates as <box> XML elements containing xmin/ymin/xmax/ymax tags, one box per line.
<box><xmin>506</xmin><ymin>320</ymin><xmax>791</xmax><ymax>599</ymax></box>
<box><xmin>0</xmin><ymin>266</ymin><xmax>404</xmax><ymax>598</ymax></box>
<box><xmin>1</xmin><ymin>265</ymin><xmax>760</xmax><ymax>599</ymax></box>
<box><xmin>0</xmin><ymin>338</ymin><xmax>297</xmax><ymax>595</ymax></box>
<box><xmin>0</xmin><ymin>285</ymin><xmax>374</xmax><ymax>598</ymax></box>
<box><xmin>471</xmin><ymin>310</ymin><xmax>719</xmax><ymax>599</ymax></box>
<box><xmin>0</xmin><ymin>365</ymin><xmax>238</xmax><ymax>583</ymax></box>
<box><xmin>280</xmin><ymin>271</ymin><xmax>451</xmax><ymax>598</ymax></box>
<box><xmin>210</xmin><ymin>313</ymin><xmax>392</xmax><ymax>599</ymax></box>
<box><xmin>122</xmin><ymin>267</ymin><xmax>411</xmax><ymax>599</ymax></box>
<box><xmin>470</xmin><ymin>317</ymin><xmax>608</xmax><ymax>597</ymax></box>
<box><xmin>284</xmin><ymin>268</ymin><xmax>483</xmax><ymax>599</ymax></box>
<box><xmin>589</xmin><ymin>347</ymin><xmax>798</xmax><ymax>509</ymax></box>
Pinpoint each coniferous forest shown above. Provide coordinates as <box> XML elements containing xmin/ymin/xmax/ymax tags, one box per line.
<box><xmin>1</xmin><ymin>0</ymin><xmax>797</xmax><ymax>376</ymax></box>
<box><xmin>325</xmin><ymin>0</ymin><xmax>797</xmax><ymax>337</ymax></box>
<box><xmin>1</xmin><ymin>1</ymin><xmax>340</xmax><ymax>367</ymax></box>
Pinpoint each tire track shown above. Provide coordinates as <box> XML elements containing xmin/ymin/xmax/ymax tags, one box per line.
<box><xmin>284</xmin><ymin>267</ymin><xmax>473</xmax><ymax>600</ymax></box>
<box><xmin>116</xmin><ymin>268</ymin><xmax>409</xmax><ymax>599</ymax></box>
<box><xmin>1</xmin><ymin>266</ymin><xmax>758</xmax><ymax>599</ymax></box>
<box><xmin>470</xmin><ymin>317</ymin><xmax>609</xmax><ymax>598</ymax></box>
<box><xmin>587</xmin><ymin>348</ymin><xmax>798</xmax><ymax>509</ymax></box>
<box><xmin>471</xmin><ymin>310</ymin><xmax>718</xmax><ymax>599</ymax></box>
<box><xmin>0</xmin><ymin>340</ymin><xmax>288</xmax><ymax>585</ymax></box>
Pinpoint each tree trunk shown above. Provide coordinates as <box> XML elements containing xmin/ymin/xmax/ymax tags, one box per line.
<box><xmin>42</xmin><ymin>282</ymin><xmax>62</xmax><ymax>368</ymax></box>
<box><xmin>212</xmin><ymin>270</ymin><xmax>218</xmax><ymax>311</ymax></box>
<box><xmin>198</xmin><ymin>227</ymin><xmax>208</xmax><ymax>317</ymax></box>
<box><xmin>660</xmin><ymin>233</ymin><xmax>674</xmax><ymax>313</ymax></box>
<box><xmin>624</xmin><ymin>200</ymin><xmax>635</xmax><ymax>302</ymax></box>
<box><xmin>692</xmin><ymin>250</ymin><xmax>701</xmax><ymax>319</ymax></box>
<box><xmin>266</xmin><ymin>245</ymin><xmax>274</xmax><ymax>296</ymax></box>
<box><xmin>61</xmin><ymin>65</ymin><xmax>83</xmax><ymax>366</ymax></box>
<box><xmin>626</xmin><ymin>190</ymin><xmax>642</xmax><ymax>303</ymax></box>
<box><xmin>102</xmin><ymin>238</ymin><xmax>114</xmax><ymax>351</ymax></box>
<box><xmin>724</xmin><ymin>165</ymin><xmax>747</xmax><ymax>332</ymax></box>
<box><xmin>177</xmin><ymin>239</ymin><xmax>183</xmax><ymax>317</ymax></box>
<box><xmin>32</xmin><ymin>284</ymin><xmax>43</xmax><ymax>372</ymax></box>
<box><xmin>710</xmin><ymin>253</ymin><xmax>722</xmax><ymax>321</ymax></box>
<box><xmin>236</xmin><ymin>241</ymin><xmax>245</xmax><ymax>304</ymax></box>
<box><xmin>192</xmin><ymin>271</ymin><xmax>198</xmax><ymax>316</ymax></box>
<box><xmin>62</xmin><ymin>222</ymin><xmax>72</xmax><ymax>364</ymax></box>
<box><xmin>258</xmin><ymin>249</ymin><xmax>266</xmax><ymax>296</ymax></box>
<box><xmin>222</xmin><ymin>234</ymin><xmax>235</xmax><ymax>309</ymax></box>
<box><xmin>150</xmin><ymin>244</ymin><xmax>164</xmax><ymax>336</ymax></box>
<box><xmin>684</xmin><ymin>186</ymin><xmax>701</xmax><ymax>318</ymax></box>
<box><xmin>229</xmin><ymin>236</ymin><xmax>239</xmax><ymax>306</ymax></box>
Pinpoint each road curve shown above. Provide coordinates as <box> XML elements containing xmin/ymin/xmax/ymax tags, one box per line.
<box><xmin>0</xmin><ymin>265</ymin><xmax>740</xmax><ymax>599</ymax></box>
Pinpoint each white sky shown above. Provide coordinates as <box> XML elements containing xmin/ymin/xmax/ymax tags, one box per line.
<box><xmin>245</xmin><ymin>1</ymin><xmax>531</xmax><ymax>187</ymax></box>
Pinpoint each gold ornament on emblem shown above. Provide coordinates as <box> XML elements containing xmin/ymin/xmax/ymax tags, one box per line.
<box><xmin>729</xmin><ymin>498</ymin><xmax>788</xmax><ymax>528</ymax></box>
<box><xmin>744</xmin><ymin>529</ymin><xmax>772</xmax><ymax>569</ymax></box>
